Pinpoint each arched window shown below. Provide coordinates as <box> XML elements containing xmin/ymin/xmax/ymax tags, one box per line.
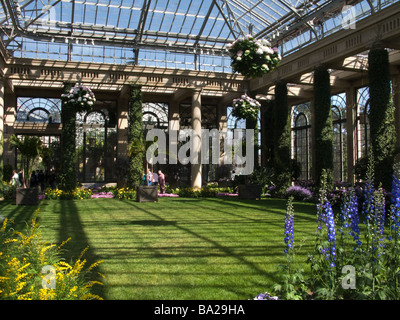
<box><xmin>292</xmin><ymin>103</ymin><xmax>311</xmax><ymax>181</ymax></box>
<box><xmin>17</xmin><ymin>97</ymin><xmax>61</xmax><ymax>123</ymax></box>
<box><xmin>143</xmin><ymin>102</ymin><xmax>169</xmax><ymax>130</ymax></box>
<box><xmin>331</xmin><ymin>93</ymin><xmax>347</xmax><ymax>181</ymax></box>
<box><xmin>357</xmin><ymin>86</ymin><xmax>370</xmax><ymax>161</ymax></box>
<box><xmin>76</xmin><ymin>106</ymin><xmax>117</xmax><ymax>183</ymax></box>
<box><xmin>227</xmin><ymin>106</ymin><xmax>246</xmax><ymax>130</ymax></box>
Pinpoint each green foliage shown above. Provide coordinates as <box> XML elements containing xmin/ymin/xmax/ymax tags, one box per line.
<box><xmin>273</xmin><ymin>81</ymin><xmax>292</xmax><ymax>195</ymax></box>
<box><xmin>368</xmin><ymin>47</ymin><xmax>395</xmax><ymax>191</ymax></box>
<box><xmin>127</xmin><ymin>85</ymin><xmax>145</xmax><ymax>189</ymax></box>
<box><xmin>313</xmin><ymin>65</ymin><xmax>333</xmax><ymax>190</ymax></box>
<box><xmin>59</xmin><ymin>83</ymin><xmax>78</xmax><ymax>192</ymax></box>
<box><xmin>8</xmin><ymin>135</ymin><xmax>43</xmax><ymax>186</ymax></box>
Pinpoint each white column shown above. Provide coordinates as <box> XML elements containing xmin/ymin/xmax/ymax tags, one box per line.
<box><xmin>191</xmin><ymin>89</ymin><xmax>202</xmax><ymax>189</ymax></box>
<box><xmin>168</xmin><ymin>100</ymin><xmax>180</xmax><ymax>165</ymax></box>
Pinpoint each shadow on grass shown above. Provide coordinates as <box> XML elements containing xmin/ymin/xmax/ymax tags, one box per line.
<box><xmin>56</xmin><ymin>200</ymin><xmax>106</xmax><ymax>299</ymax></box>
<box><xmin>1</xmin><ymin>200</ymin><xmax>40</xmax><ymax>230</ymax></box>
<box><xmin>123</xmin><ymin>201</ymin><xmax>283</xmax><ymax>296</ymax></box>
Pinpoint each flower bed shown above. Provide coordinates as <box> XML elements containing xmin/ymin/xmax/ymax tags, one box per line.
<box><xmin>158</xmin><ymin>193</ymin><xmax>179</xmax><ymax>197</ymax></box>
<box><xmin>91</xmin><ymin>192</ymin><xmax>114</xmax><ymax>199</ymax></box>
<box><xmin>216</xmin><ymin>192</ymin><xmax>238</xmax><ymax>197</ymax></box>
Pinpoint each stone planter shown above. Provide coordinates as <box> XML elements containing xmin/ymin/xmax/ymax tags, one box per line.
<box><xmin>16</xmin><ymin>187</ymin><xmax>39</xmax><ymax>205</ymax></box>
<box><xmin>238</xmin><ymin>184</ymin><xmax>262</xmax><ymax>200</ymax></box>
<box><xmin>136</xmin><ymin>186</ymin><xmax>158</xmax><ymax>202</ymax></box>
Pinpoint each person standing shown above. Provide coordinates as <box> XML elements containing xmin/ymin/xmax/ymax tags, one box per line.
<box><xmin>158</xmin><ymin>170</ymin><xmax>165</xmax><ymax>194</ymax></box>
<box><xmin>152</xmin><ymin>171</ymin><xmax>159</xmax><ymax>186</ymax></box>
<box><xmin>18</xmin><ymin>168</ymin><xmax>26</xmax><ymax>188</ymax></box>
<box><xmin>11</xmin><ymin>170</ymin><xmax>21</xmax><ymax>187</ymax></box>
<box><xmin>147</xmin><ymin>169</ymin><xmax>152</xmax><ymax>186</ymax></box>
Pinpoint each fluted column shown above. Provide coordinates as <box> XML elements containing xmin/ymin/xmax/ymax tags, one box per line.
<box><xmin>191</xmin><ymin>88</ymin><xmax>202</xmax><ymax>189</ymax></box>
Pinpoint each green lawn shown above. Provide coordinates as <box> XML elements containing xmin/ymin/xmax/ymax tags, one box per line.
<box><xmin>0</xmin><ymin>197</ymin><xmax>318</xmax><ymax>300</ymax></box>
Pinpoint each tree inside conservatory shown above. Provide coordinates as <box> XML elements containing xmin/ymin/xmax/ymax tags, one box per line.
<box><xmin>127</xmin><ymin>85</ymin><xmax>145</xmax><ymax>189</ymax></box>
<box><xmin>368</xmin><ymin>46</ymin><xmax>395</xmax><ymax>191</ymax></box>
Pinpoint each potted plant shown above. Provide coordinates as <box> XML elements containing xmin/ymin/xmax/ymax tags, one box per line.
<box><xmin>226</xmin><ymin>35</ymin><xmax>281</xmax><ymax>79</ymax></box>
<box><xmin>231</xmin><ymin>94</ymin><xmax>261</xmax><ymax>122</ymax></box>
<box><xmin>8</xmin><ymin>135</ymin><xmax>43</xmax><ymax>205</ymax></box>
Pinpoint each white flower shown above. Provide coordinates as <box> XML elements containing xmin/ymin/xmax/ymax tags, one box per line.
<box><xmin>262</xmin><ymin>39</ymin><xmax>271</xmax><ymax>46</ymax></box>
<box><xmin>256</xmin><ymin>48</ymin><xmax>264</xmax><ymax>55</ymax></box>
<box><xmin>236</xmin><ymin>56</ymin><xmax>242</xmax><ymax>61</ymax></box>
<box><xmin>263</xmin><ymin>46</ymin><xmax>274</xmax><ymax>55</ymax></box>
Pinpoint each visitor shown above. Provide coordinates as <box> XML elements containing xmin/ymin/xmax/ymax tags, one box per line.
<box><xmin>11</xmin><ymin>170</ymin><xmax>21</xmax><ymax>187</ymax></box>
<box><xmin>18</xmin><ymin>168</ymin><xmax>26</xmax><ymax>188</ymax></box>
<box><xmin>30</xmin><ymin>171</ymin><xmax>38</xmax><ymax>187</ymax></box>
<box><xmin>152</xmin><ymin>171</ymin><xmax>158</xmax><ymax>186</ymax></box>
<box><xmin>142</xmin><ymin>172</ymin><xmax>146</xmax><ymax>186</ymax></box>
<box><xmin>147</xmin><ymin>169</ymin><xmax>152</xmax><ymax>186</ymax></box>
<box><xmin>49</xmin><ymin>168</ymin><xmax>56</xmax><ymax>189</ymax></box>
<box><xmin>158</xmin><ymin>170</ymin><xmax>165</xmax><ymax>194</ymax></box>
<box><xmin>38</xmin><ymin>170</ymin><xmax>45</xmax><ymax>191</ymax></box>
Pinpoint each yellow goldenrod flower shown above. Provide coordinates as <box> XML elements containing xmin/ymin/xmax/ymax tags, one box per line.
<box><xmin>87</xmin><ymin>260</ymin><xmax>104</xmax><ymax>272</ymax></box>
<box><xmin>58</xmin><ymin>237</ymin><xmax>71</xmax><ymax>250</ymax></box>
<box><xmin>1</xmin><ymin>218</ymin><xmax>8</xmax><ymax>232</ymax></box>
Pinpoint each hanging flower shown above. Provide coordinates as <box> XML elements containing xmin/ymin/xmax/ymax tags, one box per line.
<box><xmin>231</xmin><ymin>94</ymin><xmax>261</xmax><ymax>121</ymax></box>
<box><xmin>226</xmin><ymin>35</ymin><xmax>281</xmax><ymax>78</ymax></box>
<box><xmin>61</xmin><ymin>83</ymin><xmax>96</xmax><ymax>113</ymax></box>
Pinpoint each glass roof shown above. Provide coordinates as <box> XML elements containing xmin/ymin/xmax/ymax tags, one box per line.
<box><xmin>0</xmin><ymin>0</ymin><xmax>397</xmax><ymax>72</ymax></box>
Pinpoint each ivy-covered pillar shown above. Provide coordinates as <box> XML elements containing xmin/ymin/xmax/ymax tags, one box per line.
<box><xmin>313</xmin><ymin>65</ymin><xmax>333</xmax><ymax>188</ymax></box>
<box><xmin>0</xmin><ymin>79</ymin><xmax>4</xmax><ymax>183</ymax></box>
<box><xmin>273</xmin><ymin>81</ymin><xmax>291</xmax><ymax>195</ymax></box>
<box><xmin>368</xmin><ymin>46</ymin><xmax>395</xmax><ymax>190</ymax></box>
<box><xmin>393</xmin><ymin>75</ymin><xmax>400</xmax><ymax>164</ymax></box>
<box><xmin>60</xmin><ymin>82</ymin><xmax>77</xmax><ymax>192</ymax></box>
<box><xmin>127</xmin><ymin>84</ymin><xmax>144</xmax><ymax>189</ymax></box>
<box><xmin>261</xmin><ymin>100</ymin><xmax>274</xmax><ymax>167</ymax></box>
<box><xmin>345</xmin><ymin>86</ymin><xmax>357</xmax><ymax>184</ymax></box>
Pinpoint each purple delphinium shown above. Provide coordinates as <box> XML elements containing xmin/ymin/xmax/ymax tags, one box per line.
<box><xmin>340</xmin><ymin>188</ymin><xmax>362</xmax><ymax>247</ymax></box>
<box><xmin>390</xmin><ymin>174</ymin><xmax>400</xmax><ymax>240</ymax></box>
<box><xmin>284</xmin><ymin>197</ymin><xmax>295</xmax><ymax>254</ymax></box>
<box><xmin>317</xmin><ymin>197</ymin><xmax>336</xmax><ymax>267</ymax></box>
